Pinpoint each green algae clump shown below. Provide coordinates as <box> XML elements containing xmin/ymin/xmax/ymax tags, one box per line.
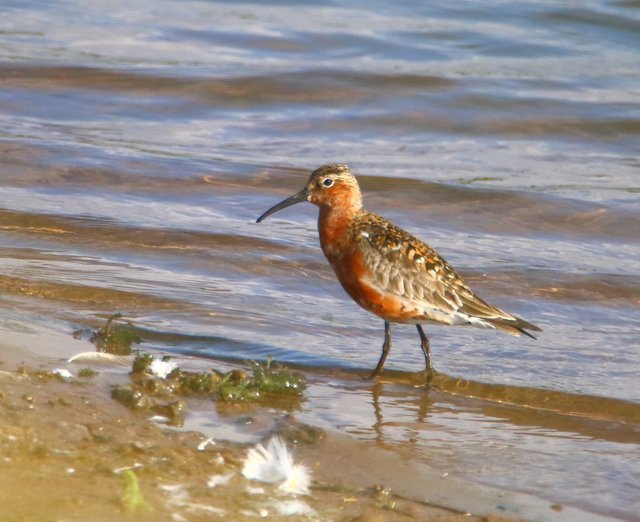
<box><xmin>120</xmin><ymin>470</ymin><xmax>149</xmax><ymax>513</ymax></box>
<box><xmin>90</xmin><ymin>313</ymin><xmax>142</xmax><ymax>355</ymax></box>
<box><xmin>247</xmin><ymin>356</ymin><xmax>306</xmax><ymax>396</ymax></box>
<box><xmin>121</xmin><ymin>353</ymin><xmax>306</xmax><ymax>408</ymax></box>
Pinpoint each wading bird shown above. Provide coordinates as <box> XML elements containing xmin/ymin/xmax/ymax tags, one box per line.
<box><xmin>257</xmin><ymin>164</ymin><xmax>540</xmax><ymax>381</ymax></box>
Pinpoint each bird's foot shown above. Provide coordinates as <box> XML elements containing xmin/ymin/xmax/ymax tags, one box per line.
<box><xmin>418</xmin><ymin>367</ymin><xmax>435</xmax><ymax>385</ymax></box>
<box><xmin>365</xmin><ymin>370</ymin><xmax>381</xmax><ymax>380</ymax></box>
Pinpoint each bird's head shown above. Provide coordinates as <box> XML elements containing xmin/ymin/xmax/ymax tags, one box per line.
<box><xmin>256</xmin><ymin>164</ymin><xmax>362</xmax><ymax>223</ymax></box>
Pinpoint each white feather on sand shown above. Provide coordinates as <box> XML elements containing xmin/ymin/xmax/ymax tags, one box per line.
<box><xmin>148</xmin><ymin>358</ymin><xmax>178</xmax><ymax>379</ymax></box>
<box><xmin>206</xmin><ymin>472</ymin><xmax>235</xmax><ymax>488</ymax></box>
<box><xmin>51</xmin><ymin>368</ymin><xmax>73</xmax><ymax>380</ymax></box>
<box><xmin>67</xmin><ymin>351</ymin><xmax>131</xmax><ymax>365</ymax></box>
<box><xmin>241</xmin><ymin>436</ymin><xmax>311</xmax><ymax>495</ymax></box>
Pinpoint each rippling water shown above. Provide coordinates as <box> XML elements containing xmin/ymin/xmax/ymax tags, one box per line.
<box><xmin>1</xmin><ymin>0</ymin><xmax>639</xmax><ymax>519</ymax></box>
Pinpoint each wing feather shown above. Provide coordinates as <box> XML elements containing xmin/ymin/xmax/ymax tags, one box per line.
<box><xmin>352</xmin><ymin>211</ymin><xmax>540</xmax><ymax>336</ymax></box>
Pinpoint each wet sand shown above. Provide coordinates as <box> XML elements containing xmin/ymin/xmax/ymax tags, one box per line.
<box><xmin>0</xmin><ymin>331</ymin><xmax>614</xmax><ymax>522</ymax></box>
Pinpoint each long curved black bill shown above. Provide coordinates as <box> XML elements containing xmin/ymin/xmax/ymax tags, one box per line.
<box><xmin>256</xmin><ymin>187</ymin><xmax>308</xmax><ymax>223</ymax></box>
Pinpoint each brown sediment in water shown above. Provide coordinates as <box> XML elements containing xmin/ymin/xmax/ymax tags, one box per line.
<box><xmin>0</xmin><ymin>353</ymin><xmax>531</xmax><ymax>521</ymax></box>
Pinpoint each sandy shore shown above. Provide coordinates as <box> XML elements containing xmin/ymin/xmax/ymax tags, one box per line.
<box><xmin>0</xmin><ymin>324</ymin><xmax>610</xmax><ymax>521</ymax></box>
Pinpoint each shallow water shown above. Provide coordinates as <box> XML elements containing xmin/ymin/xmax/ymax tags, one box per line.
<box><xmin>1</xmin><ymin>0</ymin><xmax>639</xmax><ymax>519</ymax></box>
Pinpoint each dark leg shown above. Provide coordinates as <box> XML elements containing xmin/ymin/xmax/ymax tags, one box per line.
<box><xmin>416</xmin><ymin>324</ymin><xmax>433</xmax><ymax>382</ymax></box>
<box><xmin>369</xmin><ymin>320</ymin><xmax>391</xmax><ymax>378</ymax></box>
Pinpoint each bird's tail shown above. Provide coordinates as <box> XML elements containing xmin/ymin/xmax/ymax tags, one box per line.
<box><xmin>486</xmin><ymin>316</ymin><xmax>542</xmax><ymax>339</ymax></box>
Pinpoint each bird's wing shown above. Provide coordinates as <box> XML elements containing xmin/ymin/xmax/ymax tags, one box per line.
<box><xmin>353</xmin><ymin>213</ymin><xmax>517</xmax><ymax>324</ymax></box>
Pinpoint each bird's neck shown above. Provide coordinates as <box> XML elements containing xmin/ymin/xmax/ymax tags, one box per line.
<box><xmin>318</xmin><ymin>201</ymin><xmax>361</xmax><ymax>258</ymax></box>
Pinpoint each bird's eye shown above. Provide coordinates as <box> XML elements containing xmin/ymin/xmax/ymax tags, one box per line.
<box><xmin>322</xmin><ymin>178</ymin><xmax>334</xmax><ymax>187</ymax></box>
